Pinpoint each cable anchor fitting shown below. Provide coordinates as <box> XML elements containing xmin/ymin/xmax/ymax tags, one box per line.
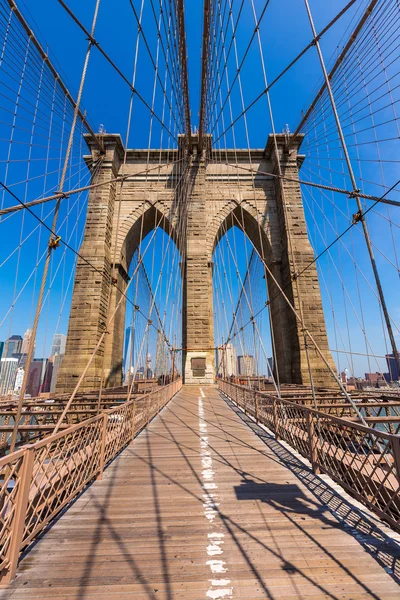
<box><xmin>48</xmin><ymin>236</ymin><xmax>61</xmax><ymax>250</ymax></box>
<box><xmin>352</xmin><ymin>210</ymin><xmax>363</xmax><ymax>225</ymax></box>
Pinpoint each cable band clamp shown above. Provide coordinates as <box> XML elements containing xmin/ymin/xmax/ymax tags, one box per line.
<box><xmin>48</xmin><ymin>236</ymin><xmax>61</xmax><ymax>250</ymax></box>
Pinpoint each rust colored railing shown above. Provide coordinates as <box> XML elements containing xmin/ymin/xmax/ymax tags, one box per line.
<box><xmin>219</xmin><ymin>380</ymin><xmax>400</xmax><ymax>533</ymax></box>
<box><xmin>0</xmin><ymin>378</ymin><xmax>181</xmax><ymax>583</ymax></box>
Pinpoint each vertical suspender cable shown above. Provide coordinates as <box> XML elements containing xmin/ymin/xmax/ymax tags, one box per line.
<box><xmin>9</xmin><ymin>0</ymin><xmax>102</xmax><ymax>453</ymax></box>
<box><xmin>303</xmin><ymin>0</ymin><xmax>400</xmax><ymax>381</ymax></box>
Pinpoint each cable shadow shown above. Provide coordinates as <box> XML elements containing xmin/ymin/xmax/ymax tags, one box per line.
<box><xmin>100</xmin><ymin>389</ymin><xmax>399</xmax><ymax>598</ymax></box>
<box><xmin>145</xmin><ymin>429</ymin><xmax>173</xmax><ymax>600</ymax></box>
<box><xmin>75</xmin><ymin>450</ymin><xmax>160</xmax><ymax>600</ymax></box>
<box><xmin>224</xmin><ymin>394</ymin><xmax>400</xmax><ymax>584</ymax></box>
<box><xmin>158</xmin><ymin>396</ymin><xmax>363</xmax><ymax>600</ymax></box>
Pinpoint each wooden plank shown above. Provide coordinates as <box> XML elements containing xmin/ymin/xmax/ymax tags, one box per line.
<box><xmin>2</xmin><ymin>386</ymin><xmax>399</xmax><ymax>599</ymax></box>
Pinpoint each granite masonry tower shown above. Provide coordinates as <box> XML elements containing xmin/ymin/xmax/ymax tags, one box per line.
<box><xmin>56</xmin><ymin>133</ymin><xmax>335</xmax><ymax>392</ymax></box>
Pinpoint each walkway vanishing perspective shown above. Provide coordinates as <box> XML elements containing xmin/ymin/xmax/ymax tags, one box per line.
<box><xmin>2</xmin><ymin>386</ymin><xmax>399</xmax><ymax>599</ymax></box>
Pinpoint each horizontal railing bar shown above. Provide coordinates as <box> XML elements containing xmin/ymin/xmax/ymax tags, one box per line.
<box><xmin>0</xmin><ymin>378</ymin><xmax>182</xmax><ymax>585</ymax></box>
<box><xmin>222</xmin><ymin>381</ymin><xmax>399</xmax><ymax>442</ymax></box>
<box><xmin>219</xmin><ymin>380</ymin><xmax>400</xmax><ymax>536</ymax></box>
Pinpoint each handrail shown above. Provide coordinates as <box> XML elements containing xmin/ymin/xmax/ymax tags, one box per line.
<box><xmin>221</xmin><ymin>381</ymin><xmax>399</xmax><ymax>437</ymax></box>
<box><xmin>0</xmin><ymin>378</ymin><xmax>182</xmax><ymax>583</ymax></box>
<box><xmin>219</xmin><ymin>380</ymin><xmax>400</xmax><ymax>533</ymax></box>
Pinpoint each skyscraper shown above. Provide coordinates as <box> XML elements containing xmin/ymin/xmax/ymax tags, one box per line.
<box><xmin>217</xmin><ymin>343</ymin><xmax>237</xmax><ymax>377</ymax></box>
<box><xmin>41</xmin><ymin>359</ymin><xmax>54</xmax><ymax>393</ymax></box>
<box><xmin>19</xmin><ymin>328</ymin><xmax>35</xmax><ymax>368</ymax></box>
<box><xmin>0</xmin><ymin>341</ymin><xmax>4</xmax><ymax>360</ymax></box>
<box><xmin>21</xmin><ymin>328</ymin><xmax>32</xmax><ymax>354</ymax></box>
<box><xmin>50</xmin><ymin>354</ymin><xmax>64</xmax><ymax>393</ymax></box>
<box><xmin>123</xmin><ymin>326</ymin><xmax>134</xmax><ymax>382</ymax></box>
<box><xmin>13</xmin><ymin>367</ymin><xmax>25</xmax><ymax>393</ymax></box>
<box><xmin>266</xmin><ymin>357</ymin><xmax>274</xmax><ymax>378</ymax></box>
<box><xmin>237</xmin><ymin>354</ymin><xmax>256</xmax><ymax>377</ymax></box>
<box><xmin>0</xmin><ymin>358</ymin><xmax>18</xmax><ymax>396</ymax></box>
<box><xmin>3</xmin><ymin>335</ymin><xmax>22</xmax><ymax>359</ymax></box>
<box><xmin>146</xmin><ymin>352</ymin><xmax>152</xmax><ymax>379</ymax></box>
<box><xmin>155</xmin><ymin>329</ymin><xmax>167</xmax><ymax>377</ymax></box>
<box><xmin>26</xmin><ymin>359</ymin><xmax>46</xmax><ymax>398</ymax></box>
<box><xmin>385</xmin><ymin>352</ymin><xmax>400</xmax><ymax>382</ymax></box>
<box><xmin>50</xmin><ymin>333</ymin><xmax>66</xmax><ymax>357</ymax></box>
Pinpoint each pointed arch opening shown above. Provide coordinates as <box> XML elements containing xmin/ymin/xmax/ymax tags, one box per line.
<box><xmin>104</xmin><ymin>205</ymin><xmax>183</xmax><ymax>388</ymax></box>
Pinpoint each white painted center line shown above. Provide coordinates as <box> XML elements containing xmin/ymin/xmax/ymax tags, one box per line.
<box><xmin>198</xmin><ymin>394</ymin><xmax>233</xmax><ymax>599</ymax></box>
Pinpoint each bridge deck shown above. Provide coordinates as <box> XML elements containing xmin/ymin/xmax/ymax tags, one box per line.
<box><xmin>2</xmin><ymin>386</ymin><xmax>399</xmax><ymax>599</ymax></box>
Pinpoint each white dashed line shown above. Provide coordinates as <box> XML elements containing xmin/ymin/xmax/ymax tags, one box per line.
<box><xmin>198</xmin><ymin>393</ymin><xmax>233</xmax><ymax>599</ymax></box>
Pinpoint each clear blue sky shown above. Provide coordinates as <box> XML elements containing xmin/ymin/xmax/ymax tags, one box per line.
<box><xmin>0</xmin><ymin>0</ymin><xmax>398</xmax><ymax>378</ymax></box>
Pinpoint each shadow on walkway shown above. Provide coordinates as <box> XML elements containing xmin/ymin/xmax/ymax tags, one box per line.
<box><xmin>224</xmin><ymin>394</ymin><xmax>400</xmax><ymax>584</ymax></box>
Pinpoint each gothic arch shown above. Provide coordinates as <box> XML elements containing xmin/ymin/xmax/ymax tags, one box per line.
<box><xmin>114</xmin><ymin>203</ymin><xmax>182</xmax><ymax>277</ymax></box>
<box><xmin>210</xmin><ymin>203</ymin><xmax>276</xmax><ymax>266</ymax></box>
<box><xmin>210</xmin><ymin>202</ymin><xmax>297</xmax><ymax>384</ymax></box>
<box><xmin>100</xmin><ymin>203</ymin><xmax>183</xmax><ymax>387</ymax></box>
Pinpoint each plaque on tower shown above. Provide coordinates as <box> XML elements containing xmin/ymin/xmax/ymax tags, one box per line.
<box><xmin>191</xmin><ymin>357</ymin><xmax>206</xmax><ymax>378</ymax></box>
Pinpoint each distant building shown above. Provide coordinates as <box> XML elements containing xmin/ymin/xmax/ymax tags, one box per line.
<box><xmin>3</xmin><ymin>335</ymin><xmax>22</xmax><ymax>359</ymax></box>
<box><xmin>0</xmin><ymin>341</ymin><xmax>4</xmax><ymax>360</ymax></box>
<box><xmin>266</xmin><ymin>357</ymin><xmax>274</xmax><ymax>378</ymax></box>
<box><xmin>13</xmin><ymin>367</ymin><xmax>25</xmax><ymax>393</ymax></box>
<box><xmin>41</xmin><ymin>359</ymin><xmax>54</xmax><ymax>393</ymax></box>
<box><xmin>146</xmin><ymin>353</ymin><xmax>152</xmax><ymax>379</ymax></box>
<box><xmin>365</xmin><ymin>372</ymin><xmax>385</xmax><ymax>384</ymax></box>
<box><xmin>19</xmin><ymin>328</ymin><xmax>35</xmax><ymax>368</ymax></box>
<box><xmin>50</xmin><ymin>354</ymin><xmax>64</xmax><ymax>393</ymax></box>
<box><xmin>21</xmin><ymin>328</ymin><xmax>32</xmax><ymax>354</ymax></box>
<box><xmin>123</xmin><ymin>326</ymin><xmax>134</xmax><ymax>382</ymax></box>
<box><xmin>216</xmin><ymin>343</ymin><xmax>237</xmax><ymax>377</ymax></box>
<box><xmin>50</xmin><ymin>333</ymin><xmax>66</xmax><ymax>357</ymax></box>
<box><xmin>26</xmin><ymin>359</ymin><xmax>46</xmax><ymax>397</ymax></box>
<box><xmin>237</xmin><ymin>354</ymin><xmax>256</xmax><ymax>377</ymax></box>
<box><xmin>155</xmin><ymin>329</ymin><xmax>167</xmax><ymax>377</ymax></box>
<box><xmin>0</xmin><ymin>358</ymin><xmax>19</xmax><ymax>396</ymax></box>
<box><xmin>385</xmin><ymin>352</ymin><xmax>400</xmax><ymax>381</ymax></box>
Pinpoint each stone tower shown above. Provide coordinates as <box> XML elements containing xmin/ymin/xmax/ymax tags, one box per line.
<box><xmin>56</xmin><ymin>132</ymin><xmax>335</xmax><ymax>393</ymax></box>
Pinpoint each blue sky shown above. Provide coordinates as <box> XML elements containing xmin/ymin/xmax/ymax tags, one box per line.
<box><xmin>0</xmin><ymin>0</ymin><xmax>399</xmax><ymax>378</ymax></box>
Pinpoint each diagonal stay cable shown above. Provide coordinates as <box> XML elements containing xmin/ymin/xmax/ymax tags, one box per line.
<box><xmin>0</xmin><ymin>172</ymin><xmax>180</xmax><ymax>346</ymax></box>
<box><xmin>212</xmin><ymin>0</ymin><xmax>358</xmax><ymax>145</ymax></box>
<box><xmin>224</xmin><ymin>175</ymin><xmax>400</xmax><ymax>347</ymax></box>
<box><xmin>206</xmin><ymin>157</ymin><xmax>400</xmax><ymax>207</ymax></box>
<box><xmin>56</xmin><ymin>0</ymin><xmax>178</xmax><ymax>141</ymax></box>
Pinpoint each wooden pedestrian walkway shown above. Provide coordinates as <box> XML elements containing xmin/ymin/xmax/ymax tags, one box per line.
<box><xmin>1</xmin><ymin>386</ymin><xmax>400</xmax><ymax>599</ymax></box>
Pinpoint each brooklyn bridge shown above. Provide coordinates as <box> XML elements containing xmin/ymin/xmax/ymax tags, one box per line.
<box><xmin>0</xmin><ymin>0</ymin><xmax>399</xmax><ymax>597</ymax></box>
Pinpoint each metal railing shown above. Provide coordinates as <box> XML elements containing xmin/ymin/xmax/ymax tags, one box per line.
<box><xmin>0</xmin><ymin>378</ymin><xmax>181</xmax><ymax>583</ymax></box>
<box><xmin>219</xmin><ymin>380</ymin><xmax>400</xmax><ymax>533</ymax></box>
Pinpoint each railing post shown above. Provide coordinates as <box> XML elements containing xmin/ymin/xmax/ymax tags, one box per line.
<box><xmin>306</xmin><ymin>410</ymin><xmax>320</xmax><ymax>474</ymax></box>
<box><xmin>147</xmin><ymin>395</ymin><xmax>151</xmax><ymax>425</ymax></box>
<box><xmin>390</xmin><ymin>435</ymin><xmax>400</xmax><ymax>481</ymax></box>
<box><xmin>131</xmin><ymin>400</ymin><xmax>136</xmax><ymax>440</ymax></box>
<box><xmin>255</xmin><ymin>393</ymin><xmax>259</xmax><ymax>423</ymax></box>
<box><xmin>97</xmin><ymin>413</ymin><xmax>107</xmax><ymax>481</ymax></box>
<box><xmin>273</xmin><ymin>398</ymin><xmax>279</xmax><ymax>440</ymax></box>
<box><xmin>3</xmin><ymin>446</ymin><xmax>35</xmax><ymax>584</ymax></box>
